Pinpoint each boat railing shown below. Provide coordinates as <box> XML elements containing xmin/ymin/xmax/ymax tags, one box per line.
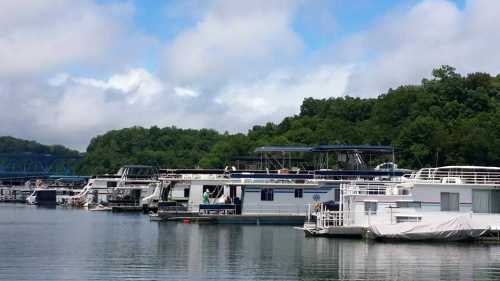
<box><xmin>0</xmin><ymin>194</ymin><xmax>16</xmax><ymax>201</ymax></box>
<box><xmin>307</xmin><ymin>202</ymin><xmax>385</xmax><ymax>228</ymax></box>
<box><xmin>307</xmin><ymin>203</ymin><xmax>353</xmax><ymax>228</ymax></box>
<box><xmin>414</xmin><ymin>170</ymin><xmax>500</xmax><ymax>185</ymax></box>
<box><xmin>342</xmin><ymin>181</ymin><xmax>411</xmax><ymax>196</ymax></box>
<box><xmin>233</xmin><ymin>178</ymin><xmax>313</xmax><ymax>185</ymax></box>
<box><xmin>159</xmin><ymin>174</ymin><xmax>228</xmax><ymax>180</ymax></box>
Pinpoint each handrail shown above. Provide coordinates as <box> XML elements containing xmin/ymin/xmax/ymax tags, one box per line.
<box><xmin>341</xmin><ymin>181</ymin><xmax>411</xmax><ymax>196</ymax></box>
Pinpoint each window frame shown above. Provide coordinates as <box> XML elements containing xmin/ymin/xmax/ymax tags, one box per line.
<box><xmin>440</xmin><ymin>192</ymin><xmax>460</xmax><ymax>211</ymax></box>
<box><xmin>261</xmin><ymin>188</ymin><xmax>274</xmax><ymax>201</ymax></box>
<box><xmin>396</xmin><ymin>201</ymin><xmax>422</xmax><ymax>208</ymax></box>
<box><xmin>294</xmin><ymin>188</ymin><xmax>303</xmax><ymax>198</ymax></box>
<box><xmin>364</xmin><ymin>201</ymin><xmax>378</xmax><ymax>215</ymax></box>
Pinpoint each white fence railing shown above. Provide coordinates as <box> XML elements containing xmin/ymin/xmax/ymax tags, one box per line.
<box><xmin>414</xmin><ymin>169</ymin><xmax>500</xmax><ymax>185</ymax></box>
<box><xmin>341</xmin><ymin>181</ymin><xmax>411</xmax><ymax>196</ymax></box>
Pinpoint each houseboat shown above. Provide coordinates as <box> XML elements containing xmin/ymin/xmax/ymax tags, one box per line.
<box><xmin>25</xmin><ymin>178</ymin><xmax>85</xmax><ymax>205</ymax></box>
<box><xmin>152</xmin><ymin>145</ymin><xmax>408</xmax><ymax>224</ymax></box>
<box><xmin>304</xmin><ymin>166</ymin><xmax>500</xmax><ymax>241</ymax></box>
<box><xmin>67</xmin><ymin>165</ymin><xmax>160</xmax><ymax>210</ymax></box>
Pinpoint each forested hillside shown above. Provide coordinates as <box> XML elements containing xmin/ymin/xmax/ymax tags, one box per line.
<box><xmin>76</xmin><ymin>127</ymin><xmax>223</xmax><ymax>174</ymax></box>
<box><xmin>76</xmin><ymin>66</ymin><xmax>500</xmax><ymax>174</ymax></box>
<box><xmin>0</xmin><ymin>136</ymin><xmax>80</xmax><ymax>157</ymax></box>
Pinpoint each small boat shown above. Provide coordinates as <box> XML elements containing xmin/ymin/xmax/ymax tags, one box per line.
<box><xmin>149</xmin><ymin>213</ymin><xmax>162</xmax><ymax>221</ymax></box>
<box><xmin>365</xmin><ymin>216</ymin><xmax>490</xmax><ymax>241</ymax></box>
<box><xmin>89</xmin><ymin>204</ymin><xmax>112</xmax><ymax>212</ymax></box>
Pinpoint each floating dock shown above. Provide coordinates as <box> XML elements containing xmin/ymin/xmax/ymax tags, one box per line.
<box><xmin>156</xmin><ymin>212</ymin><xmax>305</xmax><ymax>225</ymax></box>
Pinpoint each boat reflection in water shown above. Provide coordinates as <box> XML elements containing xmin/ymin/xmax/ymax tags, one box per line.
<box><xmin>155</xmin><ymin>222</ymin><xmax>500</xmax><ymax>281</ymax></box>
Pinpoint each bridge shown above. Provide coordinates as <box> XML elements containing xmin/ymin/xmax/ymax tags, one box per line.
<box><xmin>0</xmin><ymin>152</ymin><xmax>84</xmax><ymax>185</ymax></box>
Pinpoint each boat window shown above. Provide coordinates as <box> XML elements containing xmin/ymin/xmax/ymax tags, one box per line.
<box><xmin>396</xmin><ymin>201</ymin><xmax>422</xmax><ymax>208</ymax></box>
<box><xmin>440</xmin><ymin>192</ymin><xmax>459</xmax><ymax>211</ymax></box>
<box><xmin>334</xmin><ymin>188</ymin><xmax>340</xmax><ymax>202</ymax></box>
<box><xmin>230</xmin><ymin>186</ymin><xmax>237</xmax><ymax>199</ymax></box>
<box><xmin>395</xmin><ymin>216</ymin><xmax>422</xmax><ymax>223</ymax></box>
<box><xmin>472</xmin><ymin>190</ymin><xmax>500</xmax><ymax>213</ymax></box>
<box><xmin>364</xmin><ymin>201</ymin><xmax>377</xmax><ymax>215</ymax></box>
<box><xmin>294</xmin><ymin>188</ymin><xmax>303</xmax><ymax>198</ymax></box>
<box><xmin>261</xmin><ymin>188</ymin><xmax>274</xmax><ymax>201</ymax></box>
<box><xmin>107</xmin><ymin>181</ymin><xmax>117</xmax><ymax>188</ymax></box>
<box><xmin>183</xmin><ymin>188</ymin><xmax>190</xmax><ymax>198</ymax></box>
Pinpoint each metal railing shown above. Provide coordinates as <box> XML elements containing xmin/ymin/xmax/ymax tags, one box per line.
<box><xmin>341</xmin><ymin>181</ymin><xmax>411</xmax><ymax>196</ymax></box>
<box><xmin>413</xmin><ymin>169</ymin><xmax>500</xmax><ymax>185</ymax></box>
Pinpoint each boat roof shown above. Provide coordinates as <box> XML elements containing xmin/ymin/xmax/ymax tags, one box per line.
<box><xmin>121</xmin><ymin>165</ymin><xmax>155</xmax><ymax>168</ymax></box>
<box><xmin>254</xmin><ymin>146</ymin><xmax>313</xmax><ymax>153</ymax></box>
<box><xmin>434</xmin><ymin>166</ymin><xmax>500</xmax><ymax>170</ymax></box>
<box><xmin>311</xmin><ymin>145</ymin><xmax>394</xmax><ymax>153</ymax></box>
<box><xmin>254</xmin><ymin>144</ymin><xmax>394</xmax><ymax>154</ymax></box>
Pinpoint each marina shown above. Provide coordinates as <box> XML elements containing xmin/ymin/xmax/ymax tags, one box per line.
<box><xmin>3</xmin><ymin>1</ymin><xmax>500</xmax><ymax>280</ymax></box>
<box><xmin>3</xmin><ymin>145</ymin><xmax>500</xmax><ymax>243</ymax></box>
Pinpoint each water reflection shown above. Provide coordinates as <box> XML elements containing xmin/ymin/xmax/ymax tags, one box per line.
<box><xmin>1</xmin><ymin>204</ymin><xmax>500</xmax><ymax>281</ymax></box>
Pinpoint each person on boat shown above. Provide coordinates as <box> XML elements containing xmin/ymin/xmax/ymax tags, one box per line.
<box><xmin>202</xmin><ymin>189</ymin><xmax>209</xmax><ymax>204</ymax></box>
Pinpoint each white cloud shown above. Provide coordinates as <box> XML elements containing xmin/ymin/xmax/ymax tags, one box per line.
<box><xmin>70</xmin><ymin>69</ymin><xmax>165</xmax><ymax>104</ymax></box>
<box><xmin>339</xmin><ymin>0</ymin><xmax>500</xmax><ymax>96</ymax></box>
<box><xmin>174</xmin><ymin>87</ymin><xmax>199</xmax><ymax>97</ymax></box>
<box><xmin>161</xmin><ymin>0</ymin><xmax>303</xmax><ymax>88</ymax></box>
<box><xmin>214</xmin><ymin>65</ymin><xmax>352</xmax><ymax>130</ymax></box>
<box><xmin>0</xmin><ymin>0</ymin><xmax>135</xmax><ymax>77</ymax></box>
<box><xmin>0</xmin><ymin>69</ymin><xmax>169</xmax><ymax>149</ymax></box>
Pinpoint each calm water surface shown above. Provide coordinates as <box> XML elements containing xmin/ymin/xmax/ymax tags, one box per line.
<box><xmin>1</xmin><ymin>204</ymin><xmax>500</xmax><ymax>280</ymax></box>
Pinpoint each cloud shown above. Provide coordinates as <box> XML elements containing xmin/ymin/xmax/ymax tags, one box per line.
<box><xmin>214</xmin><ymin>65</ymin><xmax>352</xmax><ymax>130</ymax></box>
<box><xmin>71</xmin><ymin>68</ymin><xmax>165</xmax><ymax>104</ymax></box>
<box><xmin>339</xmin><ymin>0</ymin><xmax>500</xmax><ymax>96</ymax></box>
<box><xmin>0</xmin><ymin>69</ymin><xmax>171</xmax><ymax>149</ymax></box>
<box><xmin>161</xmin><ymin>0</ymin><xmax>303</xmax><ymax>88</ymax></box>
<box><xmin>174</xmin><ymin>87</ymin><xmax>199</xmax><ymax>98</ymax></box>
<box><xmin>0</xmin><ymin>0</ymin><xmax>137</xmax><ymax>77</ymax></box>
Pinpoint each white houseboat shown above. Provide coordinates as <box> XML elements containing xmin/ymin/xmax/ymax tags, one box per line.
<box><xmin>153</xmin><ymin>145</ymin><xmax>408</xmax><ymax>224</ymax></box>
<box><xmin>305</xmin><ymin>166</ymin><xmax>500</xmax><ymax>241</ymax></box>
<box><xmin>67</xmin><ymin>165</ymin><xmax>159</xmax><ymax>210</ymax></box>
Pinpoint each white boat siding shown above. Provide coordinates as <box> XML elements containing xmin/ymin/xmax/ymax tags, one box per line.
<box><xmin>240</xmin><ymin>183</ymin><xmax>339</xmax><ymax>215</ymax></box>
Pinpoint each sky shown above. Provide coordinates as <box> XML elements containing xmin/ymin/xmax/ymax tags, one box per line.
<box><xmin>1</xmin><ymin>0</ymin><xmax>499</xmax><ymax>151</ymax></box>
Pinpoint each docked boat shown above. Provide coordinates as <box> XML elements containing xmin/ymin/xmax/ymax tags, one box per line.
<box><xmin>365</xmin><ymin>216</ymin><xmax>490</xmax><ymax>241</ymax></box>
<box><xmin>88</xmin><ymin>204</ymin><xmax>112</xmax><ymax>211</ymax></box>
<box><xmin>26</xmin><ymin>188</ymin><xmax>57</xmax><ymax>205</ymax></box>
<box><xmin>25</xmin><ymin>178</ymin><xmax>84</xmax><ymax>205</ymax></box>
<box><xmin>152</xmin><ymin>145</ymin><xmax>407</xmax><ymax>225</ymax></box>
<box><xmin>304</xmin><ymin>165</ymin><xmax>500</xmax><ymax>241</ymax></box>
<box><xmin>66</xmin><ymin>165</ymin><xmax>160</xmax><ymax>211</ymax></box>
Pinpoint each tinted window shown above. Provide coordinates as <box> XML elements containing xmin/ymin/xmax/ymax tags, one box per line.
<box><xmin>441</xmin><ymin>192</ymin><xmax>459</xmax><ymax>211</ymax></box>
<box><xmin>261</xmin><ymin>188</ymin><xmax>274</xmax><ymax>201</ymax></box>
<box><xmin>107</xmin><ymin>181</ymin><xmax>117</xmax><ymax>188</ymax></box>
<box><xmin>294</xmin><ymin>189</ymin><xmax>303</xmax><ymax>198</ymax></box>
<box><xmin>364</xmin><ymin>201</ymin><xmax>377</xmax><ymax>214</ymax></box>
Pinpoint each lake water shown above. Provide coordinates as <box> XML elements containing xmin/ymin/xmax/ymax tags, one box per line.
<box><xmin>1</xmin><ymin>204</ymin><xmax>500</xmax><ymax>280</ymax></box>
